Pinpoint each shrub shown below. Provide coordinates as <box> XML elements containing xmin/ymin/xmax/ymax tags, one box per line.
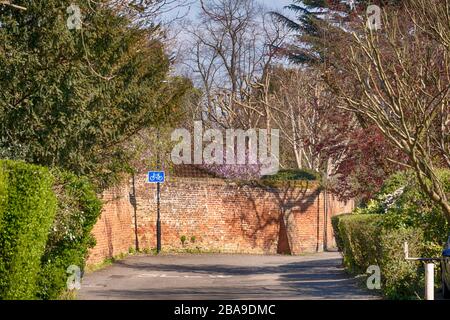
<box><xmin>262</xmin><ymin>169</ymin><xmax>320</xmax><ymax>181</ymax></box>
<box><xmin>332</xmin><ymin>214</ymin><xmax>381</xmax><ymax>273</ymax></box>
<box><xmin>377</xmin><ymin>227</ymin><xmax>426</xmax><ymax>299</ymax></box>
<box><xmin>0</xmin><ymin>166</ymin><xmax>8</xmax><ymax>229</ymax></box>
<box><xmin>0</xmin><ymin>160</ymin><xmax>57</xmax><ymax>299</ymax></box>
<box><xmin>37</xmin><ymin>169</ymin><xmax>102</xmax><ymax>299</ymax></box>
<box><xmin>333</xmin><ymin>169</ymin><xmax>450</xmax><ymax>299</ymax></box>
<box><xmin>355</xmin><ymin>170</ymin><xmax>449</xmax><ymax>243</ymax></box>
<box><xmin>332</xmin><ymin>214</ymin><xmax>427</xmax><ymax>299</ymax></box>
<box><xmin>378</xmin><ymin>170</ymin><xmax>449</xmax><ymax>244</ymax></box>
<box><xmin>331</xmin><ymin>214</ymin><xmax>345</xmax><ymax>251</ymax></box>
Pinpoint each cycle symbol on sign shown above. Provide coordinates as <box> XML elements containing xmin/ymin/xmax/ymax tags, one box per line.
<box><xmin>148</xmin><ymin>171</ymin><xmax>165</xmax><ymax>183</ymax></box>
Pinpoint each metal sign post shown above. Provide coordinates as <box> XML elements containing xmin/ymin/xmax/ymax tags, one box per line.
<box><xmin>148</xmin><ymin>171</ymin><xmax>165</xmax><ymax>253</ymax></box>
<box><xmin>156</xmin><ymin>179</ymin><xmax>161</xmax><ymax>253</ymax></box>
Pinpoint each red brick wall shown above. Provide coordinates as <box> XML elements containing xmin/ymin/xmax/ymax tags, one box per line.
<box><xmin>87</xmin><ymin>186</ymin><xmax>134</xmax><ymax>265</ymax></box>
<box><xmin>87</xmin><ymin>176</ymin><xmax>353</xmax><ymax>264</ymax></box>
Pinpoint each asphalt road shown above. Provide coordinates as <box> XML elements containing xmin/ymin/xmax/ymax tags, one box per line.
<box><xmin>78</xmin><ymin>251</ymin><xmax>380</xmax><ymax>300</ymax></box>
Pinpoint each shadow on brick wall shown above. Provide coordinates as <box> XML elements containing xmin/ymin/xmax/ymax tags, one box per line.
<box><xmin>222</xmin><ymin>180</ymin><xmax>321</xmax><ymax>255</ymax></box>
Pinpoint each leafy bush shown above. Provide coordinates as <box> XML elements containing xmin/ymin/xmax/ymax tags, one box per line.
<box><xmin>0</xmin><ymin>160</ymin><xmax>102</xmax><ymax>300</ymax></box>
<box><xmin>0</xmin><ymin>160</ymin><xmax>57</xmax><ymax>299</ymax></box>
<box><xmin>333</xmin><ymin>214</ymin><xmax>428</xmax><ymax>299</ymax></box>
<box><xmin>332</xmin><ymin>169</ymin><xmax>450</xmax><ymax>299</ymax></box>
<box><xmin>363</xmin><ymin>170</ymin><xmax>449</xmax><ymax>243</ymax></box>
<box><xmin>37</xmin><ymin>169</ymin><xmax>102</xmax><ymax>299</ymax></box>
<box><xmin>332</xmin><ymin>214</ymin><xmax>381</xmax><ymax>273</ymax></box>
<box><xmin>377</xmin><ymin>227</ymin><xmax>426</xmax><ymax>299</ymax></box>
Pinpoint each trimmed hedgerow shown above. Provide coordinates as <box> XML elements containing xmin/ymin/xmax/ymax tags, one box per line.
<box><xmin>0</xmin><ymin>160</ymin><xmax>102</xmax><ymax>300</ymax></box>
<box><xmin>37</xmin><ymin>169</ymin><xmax>102</xmax><ymax>300</ymax></box>
<box><xmin>0</xmin><ymin>160</ymin><xmax>57</xmax><ymax>299</ymax></box>
<box><xmin>332</xmin><ymin>214</ymin><xmax>381</xmax><ymax>274</ymax></box>
<box><xmin>0</xmin><ymin>167</ymin><xmax>8</xmax><ymax>232</ymax></box>
<box><xmin>332</xmin><ymin>169</ymin><xmax>450</xmax><ymax>299</ymax></box>
<box><xmin>332</xmin><ymin>214</ymin><xmax>426</xmax><ymax>299</ymax></box>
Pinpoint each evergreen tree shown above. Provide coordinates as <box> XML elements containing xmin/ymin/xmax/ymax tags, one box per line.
<box><xmin>271</xmin><ymin>0</ymin><xmax>401</xmax><ymax>65</ymax></box>
<box><xmin>0</xmin><ymin>1</ymin><xmax>191</xmax><ymax>188</ymax></box>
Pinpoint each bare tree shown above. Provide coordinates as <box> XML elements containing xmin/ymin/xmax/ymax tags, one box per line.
<box><xmin>183</xmin><ymin>0</ymin><xmax>288</xmax><ymax>130</ymax></box>
<box><xmin>267</xmin><ymin>67</ymin><xmax>355</xmax><ymax>177</ymax></box>
<box><xmin>106</xmin><ymin>0</ymin><xmax>194</xmax><ymax>22</ymax></box>
<box><xmin>407</xmin><ymin>0</ymin><xmax>450</xmax><ymax>50</ymax></box>
<box><xmin>0</xmin><ymin>1</ymin><xmax>26</xmax><ymax>10</ymax></box>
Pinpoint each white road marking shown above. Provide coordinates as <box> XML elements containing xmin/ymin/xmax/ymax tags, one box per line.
<box><xmin>137</xmin><ymin>273</ymin><xmax>232</xmax><ymax>279</ymax></box>
<box><xmin>137</xmin><ymin>273</ymin><xmax>159</xmax><ymax>278</ymax></box>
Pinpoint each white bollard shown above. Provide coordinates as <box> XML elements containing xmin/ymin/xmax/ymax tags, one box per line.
<box><xmin>425</xmin><ymin>263</ymin><xmax>434</xmax><ymax>300</ymax></box>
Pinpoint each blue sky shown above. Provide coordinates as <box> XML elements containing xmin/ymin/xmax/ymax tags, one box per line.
<box><xmin>259</xmin><ymin>0</ymin><xmax>293</xmax><ymax>11</ymax></box>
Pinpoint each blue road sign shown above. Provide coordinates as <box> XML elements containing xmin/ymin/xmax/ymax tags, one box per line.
<box><xmin>147</xmin><ymin>171</ymin><xmax>165</xmax><ymax>183</ymax></box>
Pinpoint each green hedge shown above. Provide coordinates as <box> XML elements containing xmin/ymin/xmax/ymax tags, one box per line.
<box><xmin>0</xmin><ymin>160</ymin><xmax>57</xmax><ymax>299</ymax></box>
<box><xmin>332</xmin><ymin>169</ymin><xmax>450</xmax><ymax>299</ymax></box>
<box><xmin>262</xmin><ymin>169</ymin><xmax>320</xmax><ymax>181</ymax></box>
<box><xmin>37</xmin><ymin>169</ymin><xmax>102</xmax><ymax>299</ymax></box>
<box><xmin>332</xmin><ymin>214</ymin><xmax>381</xmax><ymax>274</ymax></box>
<box><xmin>332</xmin><ymin>214</ymin><xmax>439</xmax><ymax>299</ymax></box>
<box><xmin>259</xmin><ymin>169</ymin><xmax>321</xmax><ymax>189</ymax></box>
<box><xmin>0</xmin><ymin>160</ymin><xmax>102</xmax><ymax>299</ymax></box>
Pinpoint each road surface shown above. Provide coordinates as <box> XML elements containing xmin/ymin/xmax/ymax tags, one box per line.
<box><xmin>78</xmin><ymin>251</ymin><xmax>379</xmax><ymax>300</ymax></box>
